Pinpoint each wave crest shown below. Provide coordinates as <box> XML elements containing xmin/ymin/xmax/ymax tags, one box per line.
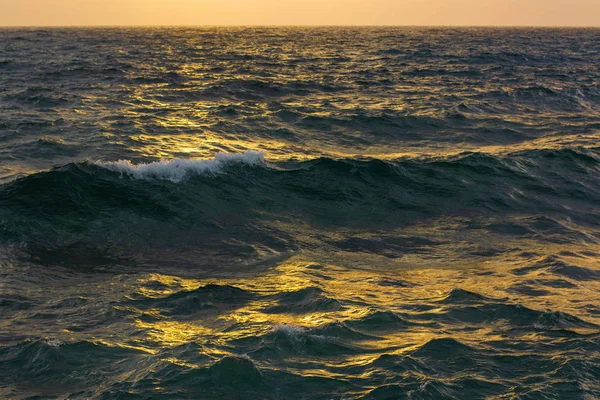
<box><xmin>95</xmin><ymin>150</ymin><xmax>265</xmax><ymax>182</ymax></box>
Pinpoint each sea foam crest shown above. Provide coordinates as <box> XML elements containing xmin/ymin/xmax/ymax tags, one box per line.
<box><xmin>95</xmin><ymin>150</ymin><xmax>265</xmax><ymax>182</ymax></box>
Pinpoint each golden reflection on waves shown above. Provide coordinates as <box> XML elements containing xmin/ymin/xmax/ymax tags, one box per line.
<box><xmin>127</xmin><ymin>133</ymin><xmax>291</xmax><ymax>160</ymax></box>
<box><xmin>105</xmin><ymin>71</ymin><xmax>600</xmax><ymax>164</ymax></box>
<box><xmin>115</xmin><ymin>120</ymin><xmax>600</xmax><ymax>164</ymax></box>
<box><xmin>127</xmin><ymin>236</ymin><xmax>600</xmax><ymax>376</ymax></box>
<box><xmin>135</xmin><ymin>320</ymin><xmax>212</xmax><ymax>348</ymax></box>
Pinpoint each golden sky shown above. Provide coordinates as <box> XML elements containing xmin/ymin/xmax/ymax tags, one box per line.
<box><xmin>2</xmin><ymin>0</ymin><xmax>599</xmax><ymax>27</ymax></box>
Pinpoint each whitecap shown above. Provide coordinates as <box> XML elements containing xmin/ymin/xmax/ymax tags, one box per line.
<box><xmin>94</xmin><ymin>150</ymin><xmax>265</xmax><ymax>182</ymax></box>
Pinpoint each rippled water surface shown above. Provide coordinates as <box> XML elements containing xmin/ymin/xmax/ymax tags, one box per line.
<box><xmin>1</xmin><ymin>27</ymin><xmax>600</xmax><ymax>399</ymax></box>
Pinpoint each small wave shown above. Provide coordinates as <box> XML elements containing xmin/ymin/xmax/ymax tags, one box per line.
<box><xmin>37</xmin><ymin>136</ymin><xmax>66</xmax><ymax>146</ymax></box>
<box><xmin>435</xmin><ymin>300</ymin><xmax>598</xmax><ymax>331</ymax></box>
<box><xmin>346</xmin><ymin>311</ymin><xmax>412</xmax><ymax>332</ymax></box>
<box><xmin>270</xmin><ymin>321</ymin><xmax>372</xmax><ymax>342</ymax></box>
<box><xmin>0</xmin><ymin>294</ymin><xmax>33</xmax><ymax>312</ymax></box>
<box><xmin>513</xmin><ymin>256</ymin><xmax>600</xmax><ymax>281</ymax></box>
<box><xmin>132</xmin><ymin>284</ymin><xmax>256</xmax><ymax>316</ymax></box>
<box><xmin>208</xmin><ymin>356</ymin><xmax>263</xmax><ymax>388</ymax></box>
<box><xmin>0</xmin><ymin>339</ymin><xmax>143</xmax><ymax>383</ymax></box>
<box><xmin>412</xmin><ymin>337</ymin><xmax>475</xmax><ymax>358</ymax></box>
<box><xmin>265</xmin><ymin>287</ymin><xmax>343</xmax><ymax>314</ymax></box>
<box><xmin>437</xmin><ymin>288</ymin><xmax>492</xmax><ymax>304</ymax></box>
<box><xmin>234</xmin><ymin>322</ymin><xmax>371</xmax><ymax>357</ymax></box>
<box><xmin>95</xmin><ymin>150</ymin><xmax>265</xmax><ymax>182</ymax></box>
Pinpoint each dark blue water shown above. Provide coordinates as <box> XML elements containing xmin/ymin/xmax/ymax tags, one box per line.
<box><xmin>1</xmin><ymin>27</ymin><xmax>599</xmax><ymax>399</ymax></box>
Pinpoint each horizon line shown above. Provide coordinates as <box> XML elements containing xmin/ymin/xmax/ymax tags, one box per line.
<box><xmin>1</xmin><ymin>24</ymin><xmax>600</xmax><ymax>29</ymax></box>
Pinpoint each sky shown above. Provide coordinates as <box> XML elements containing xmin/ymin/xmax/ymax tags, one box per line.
<box><xmin>1</xmin><ymin>0</ymin><xmax>599</xmax><ymax>27</ymax></box>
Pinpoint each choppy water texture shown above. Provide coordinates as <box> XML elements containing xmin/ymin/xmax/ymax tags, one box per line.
<box><xmin>1</xmin><ymin>27</ymin><xmax>600</xmax><ymax>399</ymax></box>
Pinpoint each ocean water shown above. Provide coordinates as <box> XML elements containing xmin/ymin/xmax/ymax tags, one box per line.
<box><xmin>1</xmin><ymin>27</ymin><xmax>599</xmax><ymax>399</ymax></box>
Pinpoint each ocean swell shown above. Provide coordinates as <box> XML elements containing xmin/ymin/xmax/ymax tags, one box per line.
<box><xmin>0</xmin><ymin>148</ymin><xmax>598</xmax><ymax>270</ymax></box>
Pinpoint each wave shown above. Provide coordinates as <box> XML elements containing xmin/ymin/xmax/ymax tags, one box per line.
<box><xmin>95</xmin><ymin>150</ymin><xmax>265</xmax><ymax>182</ymax></box>
<box><xmin>0</xmin><ymin>339</ymin><xmax>144</xmax><ymax>383</ymax></box>
<box><xmin>84</xmin><ymin>147</ymin><xmax>600</xmax><ymax>184</ymax></box>
<box><xmin>1</xmin><ymin>148</ymin><xmax>599</xmax><ymax>268</ymax></box>
<box><xmin>132</xmin><ymin>284</ymin><xmax>256</xmax><ymax>316</ymax></box>
<box><xmin>265</xmin><ymin>287</ymin><xmax>343</xmax><ymax>314</ymax></box>
<box><xmin>419</xmin><ymin>298</ymin><xmax>598</xmax><ymax>331</ymax></box>
<box><xmin>231</xmin><ymin>321</ymin><xmax>376</xmax><ymax>359</ymax></box>
<box><xmin>512</xmin><ymin>256</ymin><xmax>600</xmax><ymax>281</ymax></box>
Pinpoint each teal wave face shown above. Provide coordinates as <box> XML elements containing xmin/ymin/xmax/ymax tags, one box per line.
<box><xmin>1</xmin><ymin>148</ymin><xmax>599</xmax><ymax>269</ymax></box>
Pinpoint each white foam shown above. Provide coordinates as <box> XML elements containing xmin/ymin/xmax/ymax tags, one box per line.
<box><xmin>44</xmin><ymin>338</ymin><xmax>62</xmax><ymax>348</ymax></box>
<box><xmin>274</xmin><ymin>324</ymin><xmax>307</xmax><ymax>338</ymax></box>
<box><xmin>95</xmin><ymin>151</ymin><xmax>265</xmax><ymax>182</ymax></box>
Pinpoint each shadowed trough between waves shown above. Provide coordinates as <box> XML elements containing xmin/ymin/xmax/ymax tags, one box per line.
<box><xmin>0</xmin><ymin>27</ymin><xmax>600</xmax><ymax>399</ymax></box>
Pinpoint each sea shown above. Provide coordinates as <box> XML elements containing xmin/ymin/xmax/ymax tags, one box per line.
<box><xmin>0</xmin><ymin>27</ymin><xmax>599</xmax><ymax>399</ymax></box>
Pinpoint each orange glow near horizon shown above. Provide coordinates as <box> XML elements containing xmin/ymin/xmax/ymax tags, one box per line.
<box><xmin>2</xmin><ymin>0</ymin><xmax>600</xmax><ymax>27</ymax></box>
